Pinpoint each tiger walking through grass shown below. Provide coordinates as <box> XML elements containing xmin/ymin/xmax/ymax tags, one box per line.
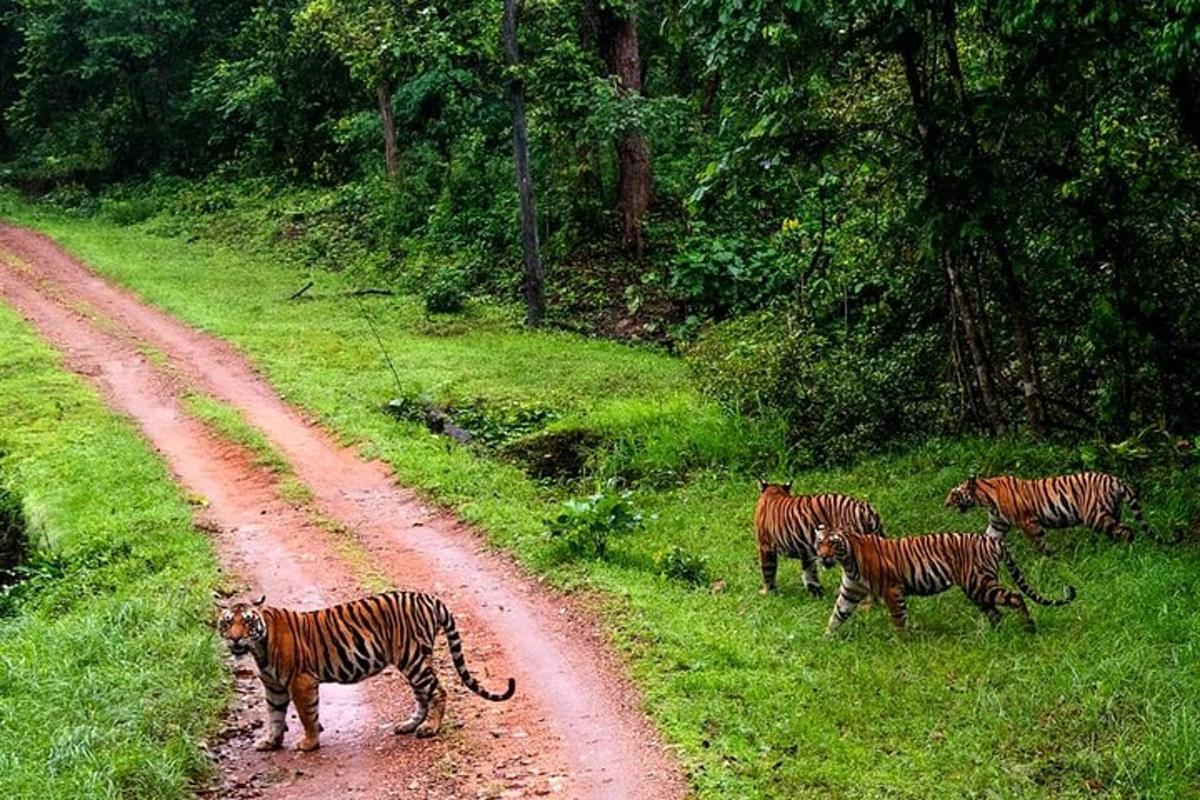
<box><xmin>754</xmin><ymin>481</ymin><xmax>883</xmax><ymax>597</ymax></box>
<box><xmin>815</xmin><ymin>526</ymin><xmax>1076</xmax><ymax>634</ymax></box>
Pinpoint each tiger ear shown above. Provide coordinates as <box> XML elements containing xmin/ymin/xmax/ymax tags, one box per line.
<box><xmin>783</xmin><ymin>481</ymin><xmax>792</xmax><ymax>493</ymax></box>
<box><xmin>251</xmin><ymin>594</ymin><xmax>266</xmax><ymax>607</ymax></box>
<box><xmin>756</xmin><ymin>477</ymin><xmax>767</xmax><ymax>492</ymax></box>
<box><xmin>815</xmin><ymin>524</ymin><xmax>826</xmax><ymax>542</ymax></box>
<box><xmin>967</xmin><ymin>474</ymin><xmax>977</xmax><ymax>489</ymax></box>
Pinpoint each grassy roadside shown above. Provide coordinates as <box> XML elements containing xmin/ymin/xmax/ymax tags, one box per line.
<box><xmin>0</xmin><ymin>304</ymin><xmax>225</xmax><ymax>799</ymax></box>
<box><xmin>4</xmin><ymin>192</ymin><xmax>1200</xmax><ymax>797</ymax></box>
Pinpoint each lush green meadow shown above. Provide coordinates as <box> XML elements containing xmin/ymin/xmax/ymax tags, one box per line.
<box><xmin>3</xmin><ymin>194</ymin><xmax>1200</xmax><ymax>798</ymax></box>
<box><xmin>0</xmin><ymin>304</ymin><xmax>225</xmax><ymax>798</ymax></box>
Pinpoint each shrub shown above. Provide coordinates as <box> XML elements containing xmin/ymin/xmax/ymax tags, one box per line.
<box><xmin>1078</xmin><ymin>426</ymin><xmax>1200</xmax><ymax>543</ymax></box>
<box><xmin>668</xmin><ymin>233</ymin><xmax>797</xmax><ymax>321</ymax></box>
<box><xmin>655</xmin><ymin>544</ymin><xmax>710</xmax><ymax>587</ymax></box>
<box><xmin>545</xmin><ymin>486</ymin><xmax>646</xmax><ymax>559</ymax></box>
<box><xmin>0</xmin><ymin>481</ymin><xmax>27</xmax><ymax>586</ymax></box>
<box><xmin>103</xmin><ymin>197</ymin><xmax>159</xmax><ymax>226</ymax></box>
<box><xmin>423</xmin><ymin>268</ymin><xmax>467</xmax><ymax>314</ymax></box>
<box><xmin>684</xmin><ymin>310</ymin><xmax>944</xmax><ymax>466</ymax></box>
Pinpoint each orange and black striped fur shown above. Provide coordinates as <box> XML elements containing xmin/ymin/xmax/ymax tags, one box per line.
<box><xmin>944</xmin><ymin>472</ymin><xmax>1148</xmax><ymax>553</ymax></box>
<box><xmin>754</xmin><ymin>481</ymin><xmax>883</xmax><ymax>597</ymax></box>
<box><xmin>815</xmin><ymin>527</ymin><xmax>1076</xmax><ymax>634</ymax></box>
<box><xmin>217</xmin><ymin>592</ymin><xmax>515</xmax><ymax>751</ymax></box>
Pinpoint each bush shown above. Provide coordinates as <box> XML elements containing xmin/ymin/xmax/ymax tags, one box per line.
<box><xmin>545</xmin><ymin>485</ymin><xmax>646</xmax><ymax>559</ymax></box>
<box><xmin>655</xmin><ymin>544</ymin><xmax>710</xmax><ymax>587</ymax></box>
<box><xmin>0</xmin><ymin>481</ymin><xmax>27</xmax><ymax>585</ymax></box>
<box><xmin>684</xmin><ymin>310</ymin><xmax>944</xmax><ymax>466</ymax></box>
<box><xmin>423</xmin><ymin>268</ymin><xmax>467</xmax><ymax>314</ymax></box>
<box><xmin>1078</xmin><ymin>426</ymin><xmax>1200</xmax><ymax>543</ymax></box>
<box><xmin>102</xmin><ymin>197</ymin><xmax>159</xmax><ymax>226</ymax></box>
<box><xmin>668</xmin><ymin>232</ymin><xmax>798</xmax><ymax>321</ymax></box>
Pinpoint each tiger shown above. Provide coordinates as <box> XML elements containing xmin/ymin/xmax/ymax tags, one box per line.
<box><xmin>216</xmin><ymin>591</ymin><xmax>515</xmax><ymax>751</ymax></box>
<box><xmin>944</xmin><ymin>471</ymin><xmax>1148</xmax><ymax>553</ymax></box>
<box><xmin>754</xmin><ymin>480</ymin><xmax>883</xmax><ymax>597</ymax></box>
<box><xmin>814</xmin><ymin>526</ymin><xmax>1076</xmax><ymax>634</ymax></box>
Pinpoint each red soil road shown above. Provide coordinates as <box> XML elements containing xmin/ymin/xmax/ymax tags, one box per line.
<box><xmin>0</xmin><ymin>223</ymin><xmax>688</xmax><ymax>800</ymax></box>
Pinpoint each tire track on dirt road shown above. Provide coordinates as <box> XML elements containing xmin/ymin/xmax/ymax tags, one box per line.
<box><xmin>0</xmin><ymin>223</ymin><xmax>688</xmax><ymax>800</ymax></box>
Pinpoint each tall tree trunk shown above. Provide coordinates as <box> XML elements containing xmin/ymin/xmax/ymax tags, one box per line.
<box><xmin>939</xmin><ymin>0</ymin><xmax>1044</xmax><ymax>435</ymax></box>
<box><xmin>945</xmin><ymin>253</ymin><xmax>1005</xmax><ymax>432</ymax></box>
<box><xmin>1173</xmin><ymin>68</ymin><xmax>1200</xmax><ymax>151</ymax></box>
<box><xmin>992</xmin><ymin>244</ymin><xmax>1045</xmax><ymax>434</ymax></box>
<box><xmin>502</xmin><ymin>0</ymin><xmax>545</xmax><ymax>327</ymax></box>
<box><xmin>376</xmin><ymin>77</ymin><xmax>398</xmax><ymax>181</ymax></box>
<box><xmin>898</xmin><ymin>21</ymin><xmax>1004</xmax><ymax>434</ymax></box>
<box><xmin>595</xmin><ymin>3</ymin><xmax>652</xmax><ymax>256</ymax></box>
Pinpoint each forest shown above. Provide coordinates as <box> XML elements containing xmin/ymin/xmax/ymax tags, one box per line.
<box><xmin>2</xmin><ymin>1</ymin><xmax>1200</xmax><ymax>799</ymax></box>
<box><xmin>2</xmin><ymin>0</ymin><xmax>1198</xmax><ymax>459</ymax></box>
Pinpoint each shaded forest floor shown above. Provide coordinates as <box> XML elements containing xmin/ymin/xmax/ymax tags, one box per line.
<box><xmin>3</xmin><ymin>188</ymin><xmax>1200</xmax><ymax>798</ymax></box>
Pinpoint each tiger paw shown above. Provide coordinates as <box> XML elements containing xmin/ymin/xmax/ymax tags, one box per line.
<box><xmin>806</xmin><ymin>584</ymin><xmax>824</xmax><ymax>598</ymax></box>
<box><xmin>758</xmin><ymin>585</ymin><xmax>774</xmax><ymax>596</ymax></box>
<box><xmin>394</xmin><ymin>719</ymin><xmax>420</xmax><ymax>736</ymax></box>
<box><xmin>415</xmin><ymin>723</ymin><xmax>440</xmax><ymax>739</ymax></box>
<box><xmin>295</xmin><ymin>736</ymin><xmax>320</xmax><ymax>752</ymax></box>
<box><xmin>252</xmin><ymin>735</ymin><xmax>283</xmax><ymax>751</ymax></box>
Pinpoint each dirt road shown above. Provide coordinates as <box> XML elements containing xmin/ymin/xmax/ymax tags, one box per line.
<box><xmin>0</xmin><ymin>224</ymin><xmax>687</xmax><ymax>800</ymax></box>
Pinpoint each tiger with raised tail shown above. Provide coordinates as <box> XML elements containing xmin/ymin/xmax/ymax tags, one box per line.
<box><xmin>815</xmin><ymin>526</ymin><xmax>1076</xmax><ymax>634</ymax></box>
<box><xmin>217</xmin><ymin>591</ymin><xmax>515</xmax><ymax>751</ymax></box>
<box><xmin>754</xmin><ymin>480</ymin><xmax>883</xmax><ymax>597</ymax></box>
<box><xmin>944</xmin><ymin>471</ymin><xmax>1148</xmax><ymax>553</ymax></box>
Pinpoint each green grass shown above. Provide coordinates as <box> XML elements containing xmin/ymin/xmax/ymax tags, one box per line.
<box><xmin>4</xmin><ymin>188</ymin><xmax>1199</xmax><ymax>798</ymax></box>
<box><xmin>0</xmin><ymin>304</ymin><xmax>226</xmax><ymax>799</ymax></box>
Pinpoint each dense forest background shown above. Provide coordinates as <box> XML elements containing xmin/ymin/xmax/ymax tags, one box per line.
<box><xmin>2</xmin><ymin>0</ymin><xmax>1199</xmax><ymax>464</ymax></box>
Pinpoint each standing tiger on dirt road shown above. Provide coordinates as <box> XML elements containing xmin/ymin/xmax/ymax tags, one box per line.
<box><xmin>944</xmin><ymin>471</ymin><xmax>1149</xmax><ymax>554</ymax></box>
<box><xmin>217</xmin><ymin>591</ymin><xmax>515</xmax><ymax>751</ymax></box>
<box><xmin>754</xmin><ymin>481</ymin><xmax>883</xmax><ymax>597</ymax></box>
<box><xmin>815</xmin><ymin>527</ymin><xmax>1076</xmax><ymax>634</ymax></box>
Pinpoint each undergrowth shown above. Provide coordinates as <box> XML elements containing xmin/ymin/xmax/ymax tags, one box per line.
<box><xmin>3</xmin><ymin>191</ymin><xmax>1200</xmax><ymax>798</ymax></box>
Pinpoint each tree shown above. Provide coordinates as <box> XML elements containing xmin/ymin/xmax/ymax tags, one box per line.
<box><xmin>593</xmin><ymin>0</ymin><xmax>651</xmax><ymax>256</ymax></box>
<box><xmin>6</xmin><ymin>0</ymin><xmax>203</xmax><ymax>177</ymax></box>
<box><xmin>298</xmin><ymin>0</ymin><xmax>407</xmax><ymax>180</ymax></box>
<box><xmin>0</xmin><ymin>0</ymin><xmax>20</xmax><ymax>160</ymax></box>
<box><xmin>190</xmin><ymin>0</ymin><xmax>355</xmax><ymax>177</ymax></box>
<box><xmin>502</xmin><ymin>0</ymin><xmax>544</xmax><ymax>326</ymax></box>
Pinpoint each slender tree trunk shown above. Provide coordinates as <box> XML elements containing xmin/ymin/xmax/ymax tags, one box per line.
<box><xmin>699</xmin><ymin>71</ymin><xmax>721</xmax><ymax>126</ymax></box>
<box><xmin>940</xmin><ymin>0</ymin><xmax>1044</xmax><ymax>435</ymax></box>
<box><xmin>595</xmin><ymin>3</ymin><xmax>652</xmax><ymax>256</ymax></box>
<box><xmin>1173</xmin><ymin>68</ymin><xmax>1200</xmax><ymax>151</ymax></box>
<box><xmin>945</xmin><ymin>253</ymin><xmax>1005</xmax><ymax>432</ymax></box>
<box><xmin>376</xmin><ymin>77</ymin><xmax>398</xmax><ymax>181</ymax></box>
<box><xmin>898</xmin><ymin>21</ymin><xmax>1004</xmax><ymax>434</ymax></box>
<box><xmin>503</xmin><ymin>0</ymin><xmax>545</xmax><ymax>327</ymax></box>
<box><xmin>993</xmin><ymin>245</ymin><xmax>1045</xmax><ymax>434</ymax></box>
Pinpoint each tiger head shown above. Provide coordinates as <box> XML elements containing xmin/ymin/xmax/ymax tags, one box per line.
<box><xmin>814</xmin><ymin>525</ymin><xmax>849</xmax><ymax>568</ymax></box>
<box><xmin>756</xmin><ymin>478</ymin><xmax>793</xmax><ymax>496</ymax></box>
<box><xmin>216</xmin><ymin>595</ymin><xmax>268</xmax><ymax>658</ymax></box>
<box><xmin>944</xmin><ymin>475</ymin><xmax>981</xmax><ymax>513</ymax></box>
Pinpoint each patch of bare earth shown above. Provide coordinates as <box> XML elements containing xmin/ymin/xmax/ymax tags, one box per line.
<box><xmin>0</xmin><ymin>224</ymin><xmax>688</xmax><ymax>800</ymax></box>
